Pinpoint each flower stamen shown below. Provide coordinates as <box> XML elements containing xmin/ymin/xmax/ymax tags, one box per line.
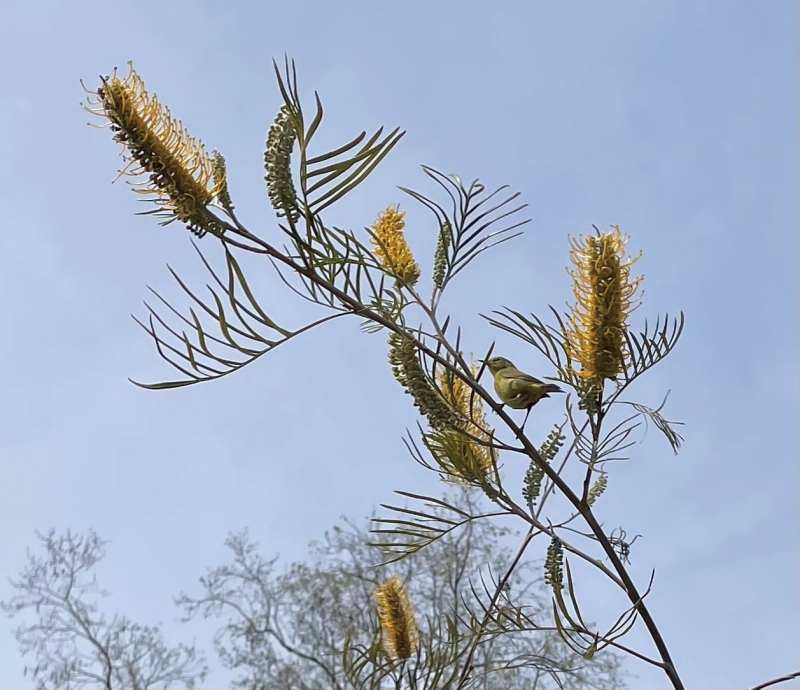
<box><xmin>83</xmin><ymin>62</ymin><xmax>223</xmax><ymax>238</ymax></box>
<box><xmin>370</xmin><ymin>205</ymin><xmax>421</xmax><ymax>286</ymax></box>
<box><xmin>374</xmin><ymin>576</ymin><xmax>418</xmax><ymax>660</ymax></box>
<box><xmin>565</xmin><ymin>225</ymin><xmax>642</xmax><ymax>384</ymax></box>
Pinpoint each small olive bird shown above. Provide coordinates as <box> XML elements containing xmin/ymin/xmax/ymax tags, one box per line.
<box><xmin>483</xmin><ymin>357</ymin><xmax>563</xmax><ymax>430</ymax></box>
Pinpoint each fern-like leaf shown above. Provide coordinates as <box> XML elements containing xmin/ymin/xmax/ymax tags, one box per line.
<box><xmin>627</xmin><ymin>393</ymin><xmax>685</xmax><ymax>454</ymax></box>
<box><xmin>623</xmin><ymin>312</ymin><xmax>685</xmax><ymax>383</ymax></box>
<box><xmin>398</xmin><ymin>167</ymin><xmax>529</xmax><ymax>297</ymax></box>
<box><xmin>130</xmin><ymin>243</ymin><xmax>343</xmax><ymax>389</ymax></box>
<box><xmin>368</xmin><ymin>491</ymin><xmax>498</xmax><ymax>565</ymax></box>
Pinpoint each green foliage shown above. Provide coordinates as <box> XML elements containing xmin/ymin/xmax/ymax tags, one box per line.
<box><xmin>130</xmin><ymin>243</ymin><xmax>341</xmax><ymax>389</ymax></box>
<box><xmin>398</xmin><ymin>167</ymin><xmax>529</xmax><ymax>302</ymax></box>
<box><xmin>622</xmin><ymin>313</ymin><xmax>685</xmax><ymax>386</ymax></box>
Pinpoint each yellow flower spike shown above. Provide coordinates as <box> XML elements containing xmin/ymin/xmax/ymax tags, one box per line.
<box><xmin>374</xmin><ymin>576</ymin><xmax>419</xmax><ymax>660</ymax></box>
<box><xmin>434</xmin><ymin>361</ymin><xmax>497</xmax><ymax>482</ymax></box>
<box><xmin>565</xmin><ymin>225</ymin><xmax>643</xmax><ymax>384</ymax></box>
<box><xmin>370</xmin><ymin>205</ymin><xmax>421</xmax><ymax>286</ymax></box>
<box><xmin>83</xmin><ymin>62</ymin><xmax>223</xmax><ymax>238</ymax></box>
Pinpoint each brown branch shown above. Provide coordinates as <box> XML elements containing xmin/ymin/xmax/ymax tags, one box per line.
<box><xmin>747</xmin><ymin>670</ymin><xmax>800</xmax><ymax>690</ymax></box>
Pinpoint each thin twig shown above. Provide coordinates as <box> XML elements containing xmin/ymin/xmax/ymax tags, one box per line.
<box><xmin>747</xmin><ymin>671</ymin><xmax>800</xmax><ymax>690</ymax></box>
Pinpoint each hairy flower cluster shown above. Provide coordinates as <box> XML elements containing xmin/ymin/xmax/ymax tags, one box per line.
<box><xmin>426</xmin><ymin>362</ymin><xmax>496</xmax><ymax>483</ymax></box>
<box><xmin>388</xmin><ymin>332</ymin><xmax>457</xmax><ymax>431</ymax></box>
<box><xmin>432</xmin><ymin>220</ymin><xmax>451</xmax><ymax>289</ymax></box>
<box><xmin>522</xmin><ymin>427</ymin><xmax>565</xmax><ymax>509</ymax></box>
<box><xmin>371</xmin><ymin>206</ymin><xmax>421</xmax><ymax>286</ymax></box>
<box><xmin>565</xmin><ymin>226</ymin><xmax>642</xmax><ymax>384</ymax></box>
<box><xmin>544</xmin><ymin>536</ymin><xmax>564</xmax><ymax>593</ymax></box>
<box><xmin>538</xmin><ymin>427</ymin><xmax>566</xmax><ymax>462</ymax></box>
<box><xmin>574</xmin><ymin>375</ymin><xmax>601</xmax><ymax>414</ymax></box>
<box><xmin>211</xmin><ymin>150</ymin><xmax>233</xmax><ymax>212</ymax></box>
<box><xmin>374</xmin><ymin>576</ymin><xmax>418</xmax><ymax>660</ymax></box>
<box><xmin>84</xmin><ymin>62</ymin><xmax>223</xmax><ymax>238</ymax></box>
<box><xmin>264</xmin><ymin>105</ymin><xmax>300</xmax><ymax>222</ymax></box>
<box><xmin>522</xmin><ymin>460</ymin><xmax>544</xmax><ymax>510</ymax></box>
<box><xmin>586</xmin><ymin>472</ymin><xmax>608</xmax><ymax>508</ymax></box>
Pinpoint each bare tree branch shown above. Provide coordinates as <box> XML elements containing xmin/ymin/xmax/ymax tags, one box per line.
<box><xmin>1</xmin><ymin>529</ymin><xmax>207</xmax><ymax>690</ymax></box>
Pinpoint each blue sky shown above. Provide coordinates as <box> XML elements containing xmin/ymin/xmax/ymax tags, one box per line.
<box><xmin>0</xmin><ymin>1</ymin><xmax>797</xmax><ymax>688</ymax></box>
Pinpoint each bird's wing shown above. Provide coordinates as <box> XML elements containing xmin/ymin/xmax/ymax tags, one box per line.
<box><xmin>502</xmin><ymin>369</ymin><xmax>546</xmax><ymax>387</ymax></box>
